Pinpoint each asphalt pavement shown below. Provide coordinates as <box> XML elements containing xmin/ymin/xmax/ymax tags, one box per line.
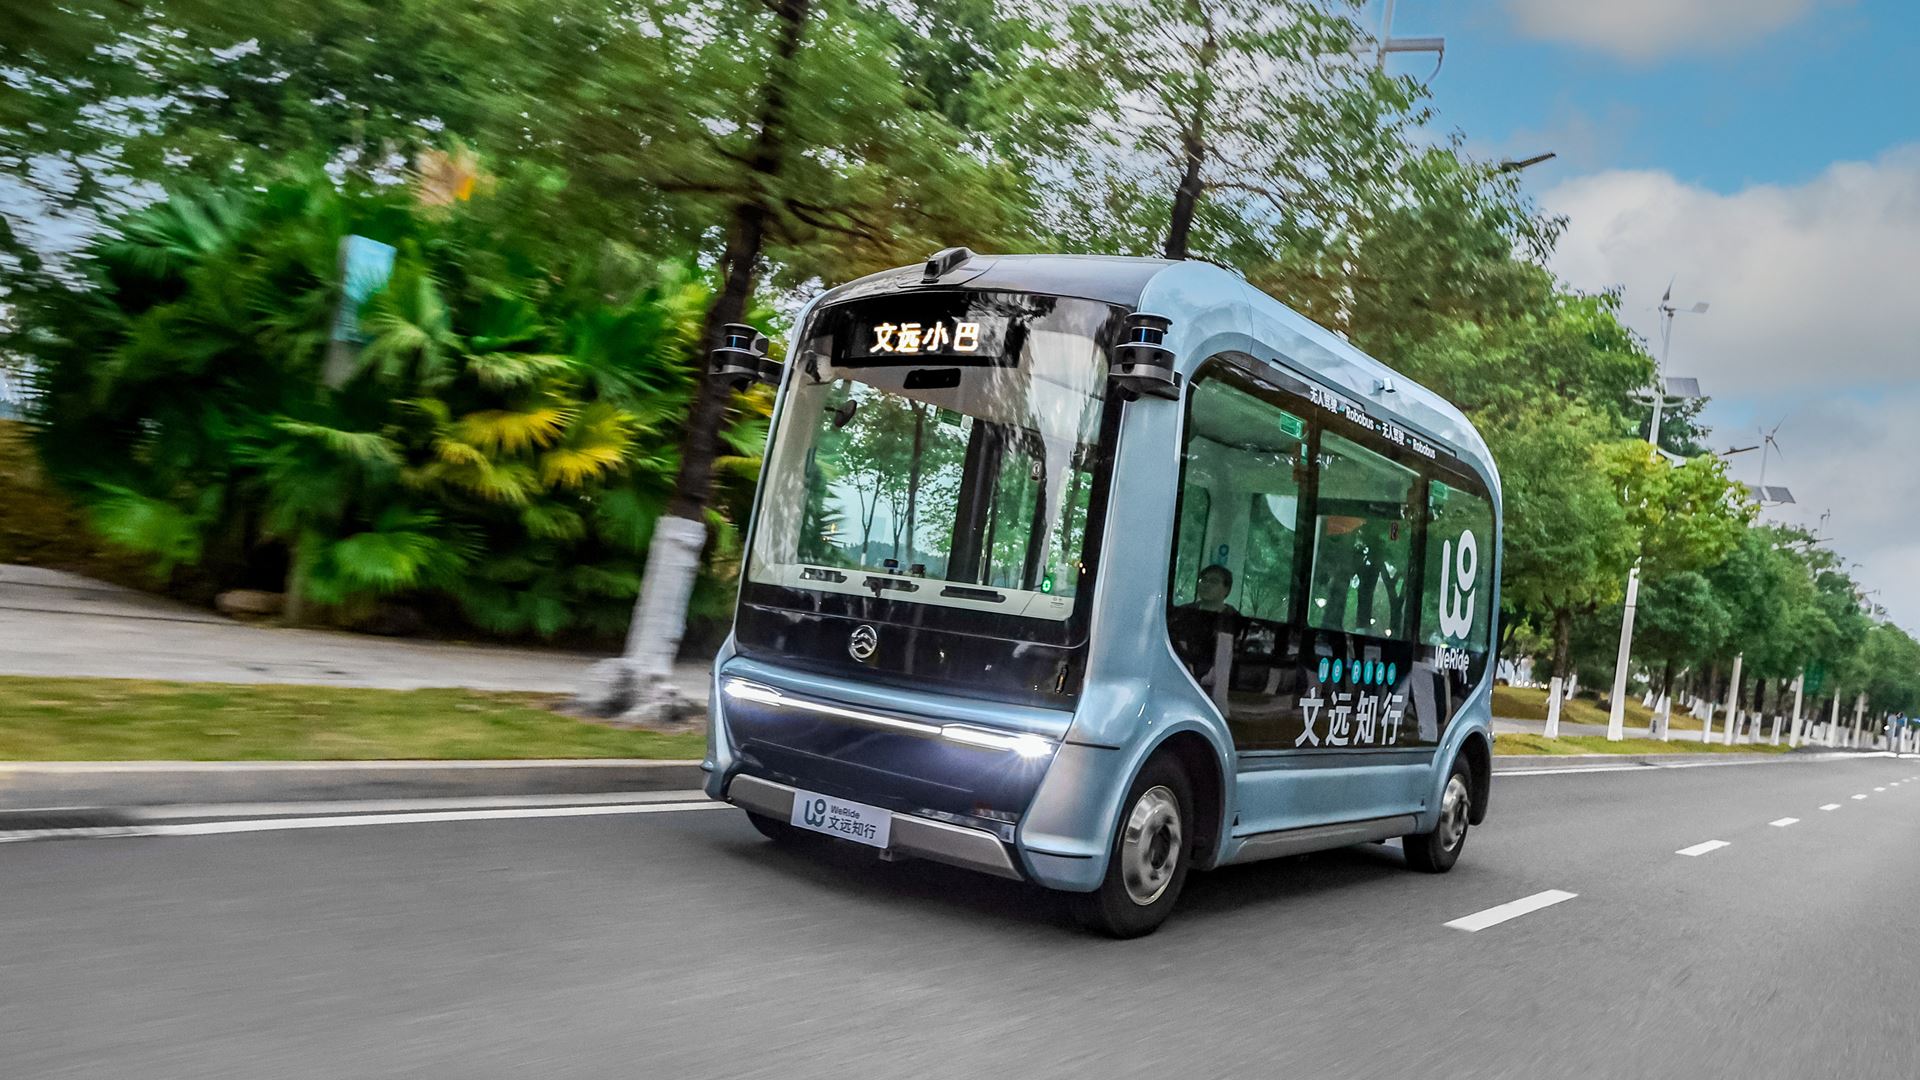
<box><xmin>3</xmin><ymin>756</ymin><xmax>1918</xmax><ymax>1079</ymax></box>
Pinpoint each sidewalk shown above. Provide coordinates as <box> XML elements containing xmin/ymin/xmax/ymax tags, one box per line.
<box><xmin>0</xmin><ymin>564</ymin><xmax>710</xmax><ymax>695</ymax></box>
<box><xmin>0</xmin><ymin>759</ymin><xmax>708</xmax><ymax>812</ymax></box>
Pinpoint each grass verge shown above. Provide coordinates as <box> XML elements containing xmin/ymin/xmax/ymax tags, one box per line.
<box><xmin>0</xmin><ymin>676</ymin><xmax>706</xmax><ymax>761</ymax></box>
<box><xmin>1493</xmin><ymin>685</ymin><xmax>1708</xmax><ymax>732</ymax></box>
<box><xmin>1495</xmin><ymin>733</ymin><xmax>1793</xmax><ymax>756</ymax></box>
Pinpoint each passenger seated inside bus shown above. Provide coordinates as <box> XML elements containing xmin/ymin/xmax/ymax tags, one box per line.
<box><xmin>1168</xmin><ymin>564</ymin><xmax>1241</xmax><ymax>684</ymax></box>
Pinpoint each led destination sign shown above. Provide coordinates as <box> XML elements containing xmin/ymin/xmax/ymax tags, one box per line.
<box><xmin>846</xmin><ymin>315</ymin><xmax>1011</xmax><ymax>363</ymax></box>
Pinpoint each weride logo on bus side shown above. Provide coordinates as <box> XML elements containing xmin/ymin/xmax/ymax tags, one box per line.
<box><xmin>1436</xmin><ymin>529</ymin><xmax>1480</xmax><ymax>675</ymax></box>
<box><xmin>1438</xmin><ymin>530</ymin><xmax>1479</xmax><ymax>640</ymax></box>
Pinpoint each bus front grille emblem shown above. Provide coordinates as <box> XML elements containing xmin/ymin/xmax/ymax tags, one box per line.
<box><xmin>848</xmin><ymin>624</ymin><xmax>879</xmax><ymax>661</ymax></box>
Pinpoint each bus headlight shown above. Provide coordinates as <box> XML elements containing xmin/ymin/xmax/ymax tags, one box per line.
<box><xmin>939</xmin><ymin>725</ymin><xmax>1056</xmax><ymax>759</ymax></box>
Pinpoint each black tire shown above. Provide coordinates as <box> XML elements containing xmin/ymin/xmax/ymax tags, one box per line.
<box><xmin>746</xmin><ymin>810</ymin><xmax>798</xmax><ymax>843</ymax></box>
<box><xmin>1069</xmin><ymin>755</ymin><xmax>1195</xmax><ymax>939</ymax></box>
<box><xmin>1403</xmin><ymin>757</ymin><xmax>1472</xmax><ymax>873</ymax></box>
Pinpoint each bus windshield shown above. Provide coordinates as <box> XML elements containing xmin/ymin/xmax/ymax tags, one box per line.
<box><xmin>747</xmin><ymin>292</ymin><xmax>1118</xmax><ymax>622</ymax></box>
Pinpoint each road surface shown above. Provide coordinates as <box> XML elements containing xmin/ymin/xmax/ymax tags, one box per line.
<box><xmin>3</xmin><ymin>755</ymin><xmax>1918</xmax><ymax>1079</ymax></box>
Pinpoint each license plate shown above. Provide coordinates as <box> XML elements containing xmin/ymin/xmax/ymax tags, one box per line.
<box><xmin>789</xmin><ymin>789</ymin><xmax>892</xmax><ymax>849</ymax></box>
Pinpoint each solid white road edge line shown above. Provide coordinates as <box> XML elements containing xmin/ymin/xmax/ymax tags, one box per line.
<box><xmin>1444</xmin><ymin>890</ymin><xmax>1578</xmax><ymax>932</ymax></box>
<box><xmin>1769</xmin><ymin>817</ymin><xmax>1799</xmax><ymax>827</ymax></box>
<box><xmin>127</xmin><ymin>790</ymin><xmax>712</xmax><ymax>820</ymax></box>
<box><xmin>147</xmin><ymin>801</ymin><xmax>730</xmax><ymax>836</ymax></box>
<box><xmin>1676</xmin><ymin>840</ymin><xmax>1730</xmax><ymax>857</ymax></box>
<box><xmin>0</xmin><ymin>800</ymin><xmax>729</xmax><ymax>843</ymax></box>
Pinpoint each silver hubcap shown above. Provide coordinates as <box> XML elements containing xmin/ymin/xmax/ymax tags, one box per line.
<box><xmin>1439</xmin><ymin>775</ymin><xmax>1470</xmax><ymax>852</ymax></box>
<box><xmin>1121</xmin><ymin>785</ymin><xmax>1183</xmax><ymax>906</ymax></box>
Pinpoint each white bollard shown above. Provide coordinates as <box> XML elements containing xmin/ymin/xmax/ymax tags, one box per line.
<box><xmin>1545</xmin><ymin>677</ymin><xmax>1563</xmax><ymax>740</ymax></box>
<box><xmin>1787</xmin><ymin>675</ymin><xmax>1805</xmax><ymax>747</ymax></box>
<box><xmin>1701</xmin><ymin>702</ymin><xmax>1715</xmax><ymax>744</ymax></box>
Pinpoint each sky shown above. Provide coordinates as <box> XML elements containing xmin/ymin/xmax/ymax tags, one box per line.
<box><xmin>1373</xmin><ymin>0</ymin><xmax>1920</xmax><ymax>631</ymax></box>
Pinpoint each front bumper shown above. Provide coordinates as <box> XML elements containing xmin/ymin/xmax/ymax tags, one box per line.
<box><xmin>727</xmin><ymin>774</ymin><xmax>1025</xmax><ymax>880</ymax></box>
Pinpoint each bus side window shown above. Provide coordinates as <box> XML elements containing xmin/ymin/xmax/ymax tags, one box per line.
<box><xmin>1171</xmin><ymin>487</ymin><xmax>1211</xmax><ymax>608</ymax></box>
<box><xmin>1422</xmin><ymin>479</ymin><xmax>1494</xmax><ymax>655</ymax></box>
<box><xmin>1166</xmin><ymin>372</ymin><xmax>1307</xmax><ymax>739</ymax></box>
<box><xmin>1307</xmin><ymin>432</ymin><xmax>1416</xmax><ymax>640</ymax></box>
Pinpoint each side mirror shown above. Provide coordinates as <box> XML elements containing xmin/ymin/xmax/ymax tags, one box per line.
<box><xmin>711</xmin><ymin>323</ymin><xmax>780</xmax><ymax>389</ymax></box>
<box><xmin>1108</xmin><ymin>312</ymin><xmax>1178</xmax><ymax>400</ymax></box>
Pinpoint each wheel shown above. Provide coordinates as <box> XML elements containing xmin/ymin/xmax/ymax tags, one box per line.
<box><xmin>1069</xmin><ymin>755</ymin><xmax>1194</xmax><ymax>939</ymax></box>
<box><xmin>746</xmin><ymin>810</ymin><xmax>798</xmax><ymax>843</ymax></box>
<box><xmin>1403</xmin><ymin>758</ymin><xmax>1472</xmax><ymax>873</ymax></box>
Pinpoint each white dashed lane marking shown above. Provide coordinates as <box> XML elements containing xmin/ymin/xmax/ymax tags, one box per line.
<box><xmin>1677</xmin><ymin>840</ymin><xmax>1731</xmax><ymax>857</ymax></box>
<box><xmin>1769</xmin><ymin>817</ymin><xmax>1799</xmax><ymax>827</ymax></box>
<box><xmin>1445</xmin><ymin>890</ymin><xmax>1579</xmax><ymax>932</ymax></box>
<box><xmin>1820</xmin><ymin>804</ymin><xmax>1841</xmax><ymax>811</ymax></box>
<box><xmin>1853</xmin><ymin>794</ymin><xmax>1869</xmax><ymax>800</ymax></box>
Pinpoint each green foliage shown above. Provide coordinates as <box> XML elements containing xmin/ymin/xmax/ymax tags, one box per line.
<box><xmin>5</xmin><ymin>0</ymin><xmax>1916</xmax><ymax>704</ymax></box>
<box><xmin>8</xmin><ymin>167</ymin><xmax>725</xmax><ymax>640</ymax></box>
<box><xmin>1634</xmin><ymin>571</ymin><xmax>1733</xmax><ymax>675</ymax></box>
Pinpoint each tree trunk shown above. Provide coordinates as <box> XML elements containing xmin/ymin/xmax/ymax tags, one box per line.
<box><xmin>1161</xmin><ymin>27</ymin><xmax>1217</xmax><ymax>260</ymax></box>
<box><xmin>585</xmin><ymin>0</ymin><xmax>813</xmax><ymax>722</ymax></box>
<box><xmin>1551</xmin><ymin>607</ymin><xmax>1573</xmax><ymax>685</ymax></box>
<box><xmin>1163</xmin><ymin>124</ymin><xmax>1207</xmax><ymax>260</ymax></box>
<box><xmin>284</xmin><ymin>535</ymin><xmax>310</xmax><ymax>627</ymax></box>
<box><xmin>903</xmin><ymin>405</ymin><xmax>924</xmax><ymax>566</ymax></box>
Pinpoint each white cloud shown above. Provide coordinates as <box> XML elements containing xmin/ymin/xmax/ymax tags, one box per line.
<box><xmin>1503</xmin><ymin>0</ymin><xmax>1830</xmax><ymax>61</ymax></box>
<box><xmin>1539</xmin><ymin>147</ymin><xmax>1920</xmax><ymax>627</ymax></box>
<box><xmin>1541</xmin><ymin>147</ymin><xmax>1920</xmax><ymax>397</ymax></box>
<box><xmin>1701</xmin><ymin>389</ymin><xmax>1920</xmax><ymax>638</ymax></box>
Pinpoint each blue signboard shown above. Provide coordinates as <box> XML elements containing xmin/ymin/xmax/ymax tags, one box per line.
<box><xmin>331</xmin><ymin>235</ymin><xmax>397</xmax><ymax>344</ymax></box>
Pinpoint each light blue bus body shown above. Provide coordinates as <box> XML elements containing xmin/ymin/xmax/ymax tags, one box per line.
<box><xmin>702</xmin><ymin>255</ymin><xmax>1499</xmax><ymax>926</ymax></box>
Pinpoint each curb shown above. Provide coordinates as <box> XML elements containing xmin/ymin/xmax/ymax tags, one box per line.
<box><xmin>0</xmin><ymin>759</ymin><xmax>707</xmax><ymax>811</ymax></box>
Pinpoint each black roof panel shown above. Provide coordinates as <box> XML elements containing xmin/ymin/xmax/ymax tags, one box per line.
<box><xmin>817</xmin><ymin>253</ymin><xmax>1179</xmax><ymax>310</ymax></box>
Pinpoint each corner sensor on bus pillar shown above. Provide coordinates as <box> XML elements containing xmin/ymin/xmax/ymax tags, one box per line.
<box><xmin>711</xmin><ymin>323</ymin><xmax>779</xmax><ymax>389</ymax></box>
<box><xmin>1109</xmin><ymin>312</ymin><xmax>1178</xmax><ymax>399</ymax></box>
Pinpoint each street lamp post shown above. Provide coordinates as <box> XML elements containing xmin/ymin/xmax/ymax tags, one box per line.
<box><xmin>1605</xmin><ymin>288</ymin><xmax>1709</xmax><ymax>741</ymax></box>
<box><xmin>1372</xmin><ymin>1</ymin><xmax>1445</xmax><ymax>71</ymax></box>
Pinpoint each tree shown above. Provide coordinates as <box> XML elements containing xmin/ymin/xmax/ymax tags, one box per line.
<box><xmin>8</xmin><ymin>164</ymin><xmax>737</xmax><ymax>640</ymax></box>
<box><xmin>1632</xmin><ymin>570</ymin><xmax>1732</xmax><ymax>709</ymax></box>
<box><xmin>1857</xmin><ymin>622</ymin><xmax>1920</xmax><ymax>718</ymax></box>
<box><xmin>595</xmin><ymin>0</ymin><xmax>1064</xmax><ymax>719</ymax></box>
<box><xmin>1341</xmin><ymin>150</ymin><xmax>1563</xmax><ymax>353</ymax></box>
<box><xmin>1488</xmin><ymin>407</ymin><xmax>1636</xmax><ymax>684</ymax></box>
<box><xmin>5</xmin><ymin>1</ymin><xmax>620</xmax><ymax>268</ymax></box>
<box><xmin>1061</xmin><ymin>0</ymin><xmax>1420</xmax><ymax>263</ymax></box>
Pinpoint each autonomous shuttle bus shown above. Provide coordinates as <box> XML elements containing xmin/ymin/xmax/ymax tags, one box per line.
<box><xmin>703</xmin><ymin>249</ymin><xmax>1500</xmax><ymax>937</ymax></box>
